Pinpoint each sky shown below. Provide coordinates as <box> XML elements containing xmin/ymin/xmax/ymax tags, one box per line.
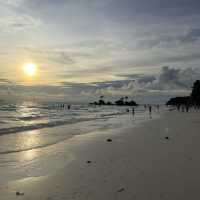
<box><xmin>1</xmin><ymin>0</ymin><xmax>200</xmax><ymax>103</ymax></box>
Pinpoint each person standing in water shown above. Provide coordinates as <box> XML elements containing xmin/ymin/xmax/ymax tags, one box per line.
<box><xmin>149</xmin><ymin>105</ymin><xmax>152</xmax><ymax>116</ymax></box>
<box><xmin>132</xmin><ymin>107</ymin><xmax>135</xmax><ymax>116</ymax></box>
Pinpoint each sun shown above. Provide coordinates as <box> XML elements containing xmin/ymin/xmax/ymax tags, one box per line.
<box><xmin>23</xmin><ymin>63</ymin><xmax>37</xmax><ymax>76</ymax></box>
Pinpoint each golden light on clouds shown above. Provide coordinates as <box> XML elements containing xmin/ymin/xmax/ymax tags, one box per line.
<box><xmin>23</xmin><ymin>63</ymin><xmax>37</xmax><ymax>76</ymax></box>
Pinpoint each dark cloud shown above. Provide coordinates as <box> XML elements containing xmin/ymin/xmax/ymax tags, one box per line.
<box><xmin>106</xmin><ymin>0</ymin><xmax>200</xmax><ymax>21</ymax></box>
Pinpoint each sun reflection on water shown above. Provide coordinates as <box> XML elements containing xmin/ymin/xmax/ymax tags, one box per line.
<box><xmin>23</xmin><ymin>149</ymin><xmax>37</xmax><ymax>161</ymax></box>
<box><xmin>17</xmin><ymin>129</ymin><xmax>41</xmax><ymax>162</ymax></box>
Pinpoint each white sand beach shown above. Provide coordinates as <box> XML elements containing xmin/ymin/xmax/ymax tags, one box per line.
<box><xmin>0</xmin><ymin>110</ymin><xmax>200</xmax><ymax>200</ymax></box>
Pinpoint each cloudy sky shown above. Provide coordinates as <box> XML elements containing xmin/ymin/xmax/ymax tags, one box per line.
<box><xmin>1</xmin><ymin>0</ymin><xmax>200</xmax><ymax>103</ymax></box>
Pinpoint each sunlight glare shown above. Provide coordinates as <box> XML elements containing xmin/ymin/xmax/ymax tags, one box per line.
<box><xmin>23</xmin><ymin>63</ymin><xmax>37</xmax><ymax>76</ymax></box>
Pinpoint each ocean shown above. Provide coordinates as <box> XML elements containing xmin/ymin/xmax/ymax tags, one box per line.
<box><xmin>0</xmin><ymin>101</ymin><xmax>161</xmax><ymax>184</ymax></box>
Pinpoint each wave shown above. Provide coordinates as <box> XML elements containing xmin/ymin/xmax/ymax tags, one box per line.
<box><xmin>100</xmin><ymin>111</ymin><xmax>126</xmax><ymax>117</ymax></box>
<box><xmin>0</xmin><ymin>105</ymin><xmax>127</xmax><ymax>136</ymax></box>
<box><xmin>0</xmin><ymin>105</ymin><xmax>17</xmax><ymax>111</ymax></box>
<box><xmin>0</xmin><ymin>117</ymin><xmax>95</xmax><ymax>136</ymax></box>
<box><xmin>18</xmin><ymin>115</ymin><xmax>44</xmax><ymax>121</ymax></box>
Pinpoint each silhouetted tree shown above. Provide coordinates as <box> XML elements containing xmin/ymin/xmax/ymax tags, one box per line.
<box><xmin>98</xmin><ymin>95</ymin><xmax>105</xmax><ymax>105</ymax></box>
<box><xmin>191</xmin><ymin>80</ymin><xmax>200</xmax><ymax>105</ymax></box>
<box><xmin>106</xmin><ymin>101</ymin><xmax>113</xmax><ymax>105</ymax></box>
<box><xmin>129</xmin><ymin>100</ymin><xmax>138</xmax><ymax>106</ymax></box>
<box><xmin>166</xmin><ymin>80</ymin><xmax>200</xmax><ymax>107</ymax></box>
<box><xmin>125</xmin><ymin>96</ymin><xmax>128</xmax><ymax>105</ymax></box>
<box><xmin>115</xmin><ymin>97</ymin><xmax>137</xmax><ymax>106</ymax></box>
<box><xmin>115</xmin><ymin>97</ymin><xmax>124</xmax><ymax>106</ymax></box>
<box><xmin>90</xmin><ymin>96</ymin><xmax>138</xmax><ymax>106</ymax></box>
<box><xmin>166</xmin><ymin>96</ymin><xmax>190</xmax><ymax>106</ymax></box>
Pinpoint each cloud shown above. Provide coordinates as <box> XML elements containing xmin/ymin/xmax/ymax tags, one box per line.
<box><xmin>0</xmin><ymin>78</ymin><xmax>13</xmax><ymax>84</ymax></box>
<box><xmin>23</xmin><ymin>46</ymin><xmax>95</xmax><ymax>65</ymax></box>
<box><xmin>154</xmin><ymin>66</ymin><xmax>200</xmax><ymax>90</ymax></box>
<box><xmin>0</xmin><ymin>66</ymin><xmax>199</xmax><ymax>103</ymax></box>
<box><xmin>180</xmin><ymin>28</ymin><xmax>200</xmax><ymax>43</ymax></box>
<box><xmin>80</xmin><ymin>66</ymin><xmax>200</xmax><ymax>100</ymax></box>
<box><xmin>1</xmin><ymin>0</ymin><xmax>200</xmax><ymax>102</ymax></box>
<box><xmin>138</xmin><ymin>28</ymin><xmax>200</xmax><ymax>50</ymax></box>
<box><xmin>0</xmin><ymin>15</ymin><xmax>41</xmax><ymax>32</ymax></box>
<box><xmin>105</xmin><ymin>0</ymin><xmax>200</xmax><ymax>21</ymax></box>
<box><xmin>0</xmin><ymin>0</ymin><xmax>24</xmax><ymax>7</ymax></box>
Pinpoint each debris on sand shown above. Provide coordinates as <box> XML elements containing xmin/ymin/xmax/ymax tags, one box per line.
<box><xmin>107</xmin><ymin>139</ymin><xmax>112</xmax><ymax>142</ymax></box>
<box><xmin>16</xmin><ymin>191</ymin><xmax>24</xmax><ymax>196</ymax></box>
<box><xmin>117</xmin><ymin>188</ymin><xmax>125</xmax><ymax>193</ymax></box>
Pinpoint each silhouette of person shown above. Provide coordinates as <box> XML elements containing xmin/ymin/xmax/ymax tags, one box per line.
<box><xmin>149</xmin><ymin>105</ymin><xmax>152</xmax><ymax>116</ymax></box>
<box><xmin>186</xmin><ymin>105</ymin><xmax>189</xmax><ymax>112</ymax></box>
<box><xmin>132</xmin><ymin>107</ymin><xmax>135</xmax><ymax>115</ymax></box>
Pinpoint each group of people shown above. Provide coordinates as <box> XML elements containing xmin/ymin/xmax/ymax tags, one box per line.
<box><xmin>176</xmin><ymin>104</ymin><xmax>190</xmax><ymax>112</ymax></box>
<box><xmin>145</xmin><ymin>104</ymin><xmax>160</xmax><ymax>115</ymax></box>
<box><xmin>53</xmin><ymin>104</ymin><xmax>71</xmax><ymax>110</ymax></box>
<box><xmin>126</xmin><ymin>104</ymin><xmax>160</xmax><ymax>117</ymax></box>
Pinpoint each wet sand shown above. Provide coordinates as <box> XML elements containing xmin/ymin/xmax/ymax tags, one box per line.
<box><xmin>1</xmin><ymin>111</ymin><xmax>200</xmax><ymax>200</ymax></box>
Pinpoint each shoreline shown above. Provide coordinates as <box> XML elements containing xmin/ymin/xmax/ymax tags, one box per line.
<box><xmin>0</xmin><ymin>108</ymin><xmax>159</xmax><ymax>185</ymax></box>
<box><xmin>1</xmin><ymin>110</ymin><xmax>200</xmax><ymax>199</ymax></box>
<box><xmin>0</xmin><ymin>109</ymin><xmax>159</xmax><ymax>185</ymax></box>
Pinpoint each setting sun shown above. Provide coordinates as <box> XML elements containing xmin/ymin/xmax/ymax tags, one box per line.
<box><xmin>23</xmin><ymin>63</ymin><xmax>37</xmax><ymax>76</ymax></box>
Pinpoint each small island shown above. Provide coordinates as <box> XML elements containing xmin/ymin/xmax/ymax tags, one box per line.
<box><xmin>90</xmin><ymin>96</ymin><xmax>138</xmax><ymax>106</ymax></box>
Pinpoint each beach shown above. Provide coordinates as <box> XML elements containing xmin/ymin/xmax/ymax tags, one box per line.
<box><xmin>0</xmin><ymin>110</ymin><xmax>200</xmax><ymax>199</ymax></box>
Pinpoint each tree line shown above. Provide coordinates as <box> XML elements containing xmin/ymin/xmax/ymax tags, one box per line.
<box><xmin>90</xmin><ymin>96</ymin><xmax>138</xmax><ymax>106</ymax></box>
<box><xmin>166</xmin><ymin>80</ymin><xmax>200</xmax><ymax>107</ymax></box>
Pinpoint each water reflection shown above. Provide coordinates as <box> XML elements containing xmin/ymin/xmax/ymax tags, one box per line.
<box><xmin>17</xmin><ymin>102</ymin><xmax>41</xmax><ymax>125</ymax></box>
<box><xmin>17</xmin><ymin>129</ymin><xmax>41</xmax><ymax>162</ymax></box>
<box><xmin>23</xmin><ymin>149</ymin><xmax>37</xmax><ymax>161</ymax></box>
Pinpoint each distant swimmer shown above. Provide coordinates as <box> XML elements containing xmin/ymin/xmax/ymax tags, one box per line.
<box><xmin>67</xmin><ymin>105</ymin><xmax>71</xmax><ymax>110</ymax></box>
